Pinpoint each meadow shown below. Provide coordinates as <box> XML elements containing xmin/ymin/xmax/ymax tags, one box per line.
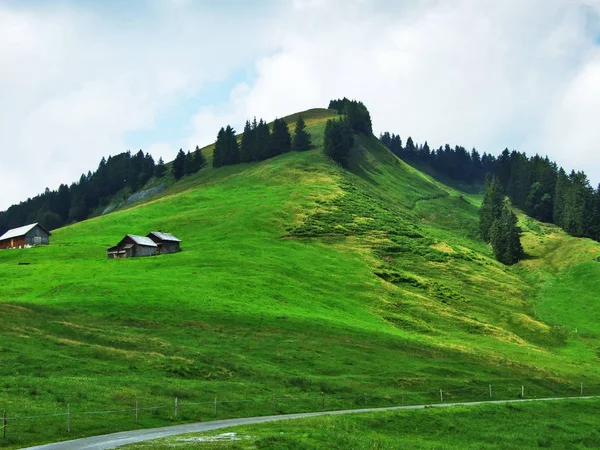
<box><xmin>123</xmin><ymin>399</ymin><xmax>600</xmax><ymax>449</ymax></box>
<box><xmin>1</xmin><ymin>108</ymin><xmax>599</xmax><ymax>448</ymax></box>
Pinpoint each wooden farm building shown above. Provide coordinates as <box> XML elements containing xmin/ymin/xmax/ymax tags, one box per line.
<box><xmin>107</xmin><ymin>232</ymin><xmax>182</xmax><ymax>258</ymax></box>
<box><xmin>147</xmin><ymin>231</ymin><xmax>182</xmax><ymax>254</ymax></box>
<box><xmin>107</xmin><ymin>234</ymin><xmax>158</xmax><ymax>259</ymax></box>
<box><xmin>0</xmin><ymin>223</ymin><xmax>51</xmax><ymax>249</ymax></box>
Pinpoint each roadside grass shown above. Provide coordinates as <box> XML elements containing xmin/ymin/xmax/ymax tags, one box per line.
<box><xmin>1</xmin><ymin>108</ymin><xmax>600</xmax><ymax>448</ymax></box>
<box><xmin>123</xmin><ymin>399</ymin><xmax>600</xmax><ymax>449</ymax></box>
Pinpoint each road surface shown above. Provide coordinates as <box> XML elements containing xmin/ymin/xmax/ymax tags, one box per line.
<box><xmin>22</xmin><ymin>395</ymin><xmax>599</xmax><ymax>450</ymax></box>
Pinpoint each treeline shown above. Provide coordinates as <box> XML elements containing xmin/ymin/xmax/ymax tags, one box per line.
<box><xmin>0</xmin><ymin>144</ymin><xmax>209</xmax><ymax>236</ymax></box>
<box><xmin>380</xmin><ymin>132</ymin><xmax>600</xmax><ymax>243</ymax></box>
<box><xmin>211</xmin><ymin>115</ymin><xmax>312</xmax><ymax>168</ymax></box>
<box><xmin>0</xmin><ymin>150</ymin><xmax>157</xmax><ymax>234</ymax></box>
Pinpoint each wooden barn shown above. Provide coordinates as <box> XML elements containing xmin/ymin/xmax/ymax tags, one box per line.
<box><xmin>147</xmin><ymin>231</ymin><xmax>182</xmax><ymax>254</ymax></box>
<box><xmin>0</xmin><ymin>223</ymin><xmax>51</xmax><ymax>249</ymax></box>
<box><xmin>107</xmin><ymin>234</ymin><xmax>158</xmax><ymax>259</ymax></box>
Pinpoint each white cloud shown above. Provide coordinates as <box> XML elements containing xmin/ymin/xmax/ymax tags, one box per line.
<box><xmin>2</xmin><ymin>0</ymin><xmax>600</xmax><ymax>211</ymax></box>
<box><xmin>186</xmin><ymin>0</ymin><xmax>600</xmax><ymax>187</ymax></box>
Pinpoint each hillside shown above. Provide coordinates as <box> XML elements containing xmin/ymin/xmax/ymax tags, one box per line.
<box><xmin>1</xmin><ymin>108</ymin><xmax>600</xmax><ymax>448</ymax></box>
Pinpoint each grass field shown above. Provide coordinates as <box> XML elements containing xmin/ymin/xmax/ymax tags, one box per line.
<box><xmin>123</xmin><ymin>399</ymin><xmax>600</xmax><ymax>449</ymax></box>
<box><xmin>1</xmin><ymin>108</ymin><xmax>600</xmax><ymax>448</ymax></box>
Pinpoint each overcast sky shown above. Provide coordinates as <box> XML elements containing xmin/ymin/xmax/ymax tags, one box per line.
<box><xmin>1</xmin><ymin>0</ymin><xmax>600</xmax><ymax>211</ymax></box>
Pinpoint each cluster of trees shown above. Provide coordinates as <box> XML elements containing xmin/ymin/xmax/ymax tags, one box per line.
<box><xmin>212</xmin><ymin>116</ymin><xmax>311</xmax><ymax>168</ymax></box>
<box><xmin>479</xmin><ymin>176</ymin><xmax>523</xmax><ymax>265</ymax></box>
<box><xmin>171</xmin><ymin>146</ymin><xmax>207</xmax><ymax>180</ymax></box>
<box><xmin>380</xmin><ymin>132</ymin><xmax>600</xmax><ymax>245</ymax></box>
<box><xmin>380</xmin><ymin>133</ymin><xmax>496</xmax><ymax>184</ymax></box>
<box><xmin>0</xmin><ymin>150</ymin><xmax>159</xmax><ymax>234</ymax></box>
<box><xmin>329</xmin><ymin>98</ymin><xmax>373</xmax><ymax>135</ymax></box>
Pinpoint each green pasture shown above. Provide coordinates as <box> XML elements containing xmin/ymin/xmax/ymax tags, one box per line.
<box><xmin>1</xmin><ymin>108</ymin><xmax>599</xmax><ymax>448</ymax></box>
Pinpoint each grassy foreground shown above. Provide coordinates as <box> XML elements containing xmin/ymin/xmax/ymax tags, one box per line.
<box><xmin>123</xmin><ymin>399</ymin><xmax>600</xmax><ymax>449</ymax></box>
<box><xmin>1</xmin><ymin>108</ymin><xmax>600</xmax><ymax>448</ymax></box>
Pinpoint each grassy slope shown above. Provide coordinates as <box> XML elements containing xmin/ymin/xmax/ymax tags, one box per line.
<box><xmin>123</xmin><ymin>399</ymin><xmax>600</xmax><ymax>449</ymax></box>
<box><xmin>1</xmin><ymin>108</ymin><xmax>600</xmax><ymax>447</ymax></box>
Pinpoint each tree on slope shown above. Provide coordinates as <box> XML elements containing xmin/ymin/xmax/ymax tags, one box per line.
<box><xmin>193</xmin><ymin>145</ymin><xmax>207</xmax><ymax>171</ymax></box>
<box><xmin>154</xmin><ymin>157</ymin><xmax>166</xmax><ymax>178</ymax></box>
<box><xmin>324</xmin><ymin>118</ymin><xmax>354</xmax><ymax>164</ymax></box>
<box><xmin>172</xmin><ymin>149</ymin><xmax>186</xmax><ymax>180</ymax></box>
<box><xmin>479</xmin><ymin>174</ymin><xmax>504</xmax><ymax>242</ymax></box>
<box><xmin>240</xmin><ymin>120</ymin><xmax>255</xmax><ymax>163</ymax></box>
<box><xmin>293</xmin><ymin>115</ymin><xmax>311</xmax><ymax>150</ymax></box>
<box><xmin>268</xmin><ymin>118</ymin><xmax>291</xmax><ymax>158</ymax></box>
<box><xmin>490</xmin><ymin>200</ymin><xmax>523</xmax><ymax>265</ymax></box>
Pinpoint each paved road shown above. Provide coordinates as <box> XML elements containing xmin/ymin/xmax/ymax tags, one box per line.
<box><xmin>22</xmin><ymin>396</ymin><xmax>599</xmax><ymax>450</ymax></box>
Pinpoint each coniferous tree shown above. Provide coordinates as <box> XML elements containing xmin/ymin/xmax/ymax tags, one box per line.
<box><xmin>154</xmin><ymin>157</ymin><xmax>167</xmax><ymax>178</ymax></box>
<box><xmin>193</xmin><ymin>145</ymin><xmax>206</xmax><ymax>171</ymax></box>
<box><xmin>324</xmin><ymin>118</ymin><xmax>354</xmax><ymax>164</ymax></box>
<box><xmin>172</xmin><ymin>149</ymin><xmax>186</xmax><ymax>180</ymax></box>
<box><xmin>184</xmin><ymin>151</ymin><xmax>195</xmax><ymax>176</ymax></box>
<box><xmin>292</xmin><ymin>115</ymin><xmax>311</xmax><ymax>150</ymax></box>
<box><xmin>490</xmin><ymin>200</ymin><xmax>523</xmax><ymax>265</ymax></box>
<box><xmin>479</xmin><ymin>175</ymin><xmax>504</xmax><ymax>242</ymax></box>
<box><xmin>224</xmin><ymin>125</ymin><xmax>240</xmax><ymax>165</ymax></box>
<box><xmin>268</xmin><ymin>118</ymin><xmax>291</xmax><ymax>158</ymax></box>
<box><xmin>213</xmin><ymin>128</ymin><xmax>226</xmax><ymax>168</ymax></box>
<box><xmin>256</xmin><ymin>119</ymin><xmax>271</xmax><ymax>161</ymax></box>
<box><xmin>240</xmin><ymin>120</ymin><xmax>255</xmax><ymax>163</ymax></box>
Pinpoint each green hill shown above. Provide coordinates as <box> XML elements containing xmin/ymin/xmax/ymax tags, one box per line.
<box><xmin>1</xmin><ymin>108</ymin><xmax>600</xmax><ymax>448</ymax></box>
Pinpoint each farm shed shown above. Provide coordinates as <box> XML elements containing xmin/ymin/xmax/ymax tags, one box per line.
<box><xmin>147</xmin><ymin>231</ymin><xmax>182</xmax><ymax>254</ymax></box>
<box><xmin>107</xmin><ymin>234</ymin><xmax>157</xmax><ymax>259</ymax></box>
<box><xmin>0</xmin><ymin>223</ymin><xmax>51</xmax><ymax>249</ymax></box>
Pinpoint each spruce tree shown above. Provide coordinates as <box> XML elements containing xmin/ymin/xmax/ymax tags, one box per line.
<box><xmin>154</xmin><ymin>157</ymin><xmax>166</xmax><ymax>178</ymax></box>
<box><xmin>490</xmin><ymin>200</ymin><xmax>523</xmax><ymax>265</ymax></box>
<box><xmin>255</xmin><ymin>119</ymin><xmax>271</xmax><ymax>161</ymax></box>
<box><xmin>293</xmin><ymin>115</ymin><xmax>311</xmax><ymax>150</ymax></box>
<box><xmin>172</xmin><ymin>149</ymin><xmax>186</xmax><ymax>180</ymax></box>
<box><xmin>240</xmin><ymin>120</ymin><xmax>255</xmax><ymax>163</ymax></box>
<box><xmin>324</xmin><ymin>118</ymin><xmax>354</xmax><ymax>164</ymax></box>
<box><xmin>268</xmin><ymin>118</ymin><xmax>291</xmax><ymax>158</ymax></box>
<box><xmin>223</xmin><ymin>125</ymin><xmax>240</xmax><ymax>165</ymax></box>
<box><xmin>479</xmin><ymin>175</ymin><xmax>504</xmax><ymax>242</ymax></box>
<box><xmin>213</xmin><ymin>128</ymin><xmax>226</xmax><ymax>168</ymax></box>
<box><xmin>184</xmin><ymin>151</ymin><xmax>194</xmax><ymax>176</ymax></box>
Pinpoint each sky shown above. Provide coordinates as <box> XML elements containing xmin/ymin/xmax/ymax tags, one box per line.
<box><xmin>1</xmin><ymin>0</ymin><xmax>600</xmax><ymax>211</ymax></box>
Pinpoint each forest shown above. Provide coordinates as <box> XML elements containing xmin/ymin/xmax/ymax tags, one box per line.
<box><xmin>380</xmin><ymin>132</ymin><xmax>600</xmax><ymax>243</ymax></box>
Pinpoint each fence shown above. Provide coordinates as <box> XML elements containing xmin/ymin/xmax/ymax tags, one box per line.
<box><xmin>2</xmin><ymin>380</ymin><xmax>599</xmax><ymax>448</ymax></box>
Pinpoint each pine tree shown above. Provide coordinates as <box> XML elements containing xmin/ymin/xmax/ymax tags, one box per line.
<box><xmin>255</xmin><ymin>119</ymin><xmax>271</xmax><ymax>161</ymax></box>
<box><xmin>172</xmin><ymin>149</ymin><xmax>186</xmax><ymax>180</ymax></box>
<box><xmin>490</xmin><ymin>200</ymin><xmax>523</xmax><ymax>265</ymax></box>
<box><xmin>292</xmin><ymin>115</ymin><xmax>311</xmax><ymax>150</ymax></box>
<box><xmin>324</xmin><ymin>118</ymin><xmax>354</xmax><ymax>164</ymax></box>
<box><xmin>268</xmin><ymin>118</ymin><xmax>291</xmax><ymax>158</ymax></box>
<box><xmin>154</xmin><ymin>157</ymin><xmax>166</xmax><ymax>178</ymax></box>
<box><xmin>240</xmin><ymin>120</ymin><xmax>255</xmax><ymax>163</ymax></box>
<box><xmin>213</xmin><ymin>128</ymin><xmax>226</xmax><ymax>168</ymax></box>
<box><xmin>479</xmin><ymin>175</ymin><xmax>504</xmax><ymax>242</ymax></box>
<box><xmin>184</xmin><ymin>151</ymin><xmax>195</xmax><ymax>176</ymax></box>
<box><xmin>193</xmin><ymin>145</ymin><xmax>206</xmax><ymax>171</ymax></box>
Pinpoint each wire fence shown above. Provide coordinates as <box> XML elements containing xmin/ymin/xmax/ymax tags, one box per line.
<box><xmin>2</xmin><ymin>380</ymin><xmax>599</xmax><ymax>448</ymax></box>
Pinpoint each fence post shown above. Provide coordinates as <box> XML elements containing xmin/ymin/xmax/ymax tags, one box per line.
<box><xmin>489</xmin><ymin>384</ymin><xmax>492</xmax><ymax>398</ymax></box>
<box><xmin>401</xmin><ymin>392</ymin><xmax>404</xmax><ymax>404</ymax></box>
<box><xmin>521</xmin><ymin>386</ymin><xmax>524</xmax><ymax>398</ymax></box>
<box><xmin>174</xmin><ymin>397</ymin><xmax>178</xmax><ymax>419</ymax></box>
<box><xmin>214</xmin><ymin>397</ymin><xmax>217</xmax><ymax>417</ymax></box>
<box><xmin>321</xmin><ymin>392</ymin><xmax>325</xmax><ymax>409</ymax></box>
<box><xmin>67</xmin><ymin>404</ymin><xmax>71</xmax><ymax>433</ymax></box>
<box><xmin>2</xmin><ymin>410</ymin><xmax>6</xmax><ymax>439</ymax></box>
<box><xmin>440</xmin><ymin>389</ymin><xmax>443</xmax><ymax>402</ymax></box>
<box><xmin>364</xmin><ymin>393</ymin><xmax>367</xmax><ymax>405</ymax></box>
<box><xmin>135</xmin><ymin>401</ymin><xmax>138</xmax><ymax>424</ymax></box>
<box><xmin>581</xmin><ymin>383</ymin><xmax>583</xmax><ymax>396</ymax></box>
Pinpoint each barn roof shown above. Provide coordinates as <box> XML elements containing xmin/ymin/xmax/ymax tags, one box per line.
<box><xmin>127</xmin><ymin>234</ymin><xmax>157</xmax><ymax>247</ymax></box>
<box><xmin>0</xmin><ymin>223</ymin><xmax>51</xmax><ymax>241</ymax></box>
<box><xmin>148</xmin><ymin>231</ymin><xmax>182</xmax><ymax>242</ymax></box>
